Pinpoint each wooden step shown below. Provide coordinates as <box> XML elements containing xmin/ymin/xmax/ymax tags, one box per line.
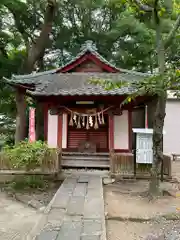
<box><xmin>61</xmin><ymin>159</ymin><xmax>110</xmax><ymax>168</ymax></box>
<box><xmin>62</xmin><ymin>152</ymin><xmax>109</xmax><ymax>157</ymax></box>
<box><xmin>62</xmin><ymin>156</ymin><xmax>109</xmax><ymax>161</ymax></box>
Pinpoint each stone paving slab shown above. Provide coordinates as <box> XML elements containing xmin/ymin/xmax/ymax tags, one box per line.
<box><xmin>29</xmin><ymin>175</ymin><xmax>106</xmax><ymax>240</ymax></box>
<box><xmin>64</xmin><ymin>215</ymin><xmax>83</xmax><ymax>222</ymax></box>
<box><xmin>78</xmin><ymin>176</ymin><xmax>89</xmax><ymax>183</ymax></box>
<box><xmin>82</xmin><ymin>219</ymin><xmax>102</xmax><ymax>236</ymax></box>
<box><xmin>73</xmin><ymin>183</ymin><xmax>87</xmax><ymax>197</ymax></box>
<box><xmin>84</xmin><ymin>198</ymin><xmax>104</xmax><ymax>219</ymax></box>
<box><xmin>81</xmin><ymin>235</ymin><xmax>100</xmax><ymax>240</ymax></box>
<box><xmin>35</xmin><ymin>230</ymin><xmax>58</xmax><ymax>240</ymax></box>
<box><xmin>86</xmin><ymin>188</ymin><xmax>103</xmax><ymax>199</ymax></box>
<box><xmin>43</xmin><ymin>209</ymin><xmax>66</xmax><ymax>231</ymax></box>
<box><xmin>56</xmin><ymin>221</ymin><xmax>82</xmax><ymax>240</ymax></box>
<box><xmin>67</xmin><ymin>196</ymin><xmax>85</xmax><ymax>216</ymax></box>
<box><xmin>51</xmin><ymin>193</ymin><xmax>71</xmax><ymax>209</ymax></box>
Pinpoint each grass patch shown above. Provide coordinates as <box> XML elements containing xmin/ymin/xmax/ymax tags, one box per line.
<box><xmin>2</xmin><ymin>175</ymin><xmax>50</xmax><ymax>192</ymax></box>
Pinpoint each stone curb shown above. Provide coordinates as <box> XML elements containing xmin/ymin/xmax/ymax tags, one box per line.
<box><xmin>106</xmin><ymin>213</ymin><xmax>180</xmax><ymax>222</ymax></box>
<box><xmin>25</xmin><ymin>214</ymin><xmax>47</xmax><ymax>240</ymax></box>
<box><xmin>25</xmin><ymin>177</ymin><xmax>68</xmax><ymax>240</ymax></box>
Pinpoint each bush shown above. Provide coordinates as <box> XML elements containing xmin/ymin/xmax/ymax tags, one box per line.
<box><xmin>2</xmin><ymin>141</ymin><xmax>55</xmax><ymax>171</ymax></box>
<box><xmin>8</xmin><ymin>175</ymin><xmax>49</xmax><ymax>190</ymax></box>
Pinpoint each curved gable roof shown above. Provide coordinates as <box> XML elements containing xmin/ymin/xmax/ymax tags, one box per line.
<box><xmin>3</xmin><ymin>40</ymin><xmax>151</xmax><ymax>91</ymax></box>
<box><xmin>55</xmin><ymin>40</ymin><xmax>120</xmax><ymax>73</ymax></box>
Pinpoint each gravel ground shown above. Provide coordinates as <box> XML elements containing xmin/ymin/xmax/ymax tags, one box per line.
<box><xmin>107</xmin><ymin>219</ymin><xmax>180</xmax><ymax>240</ymax></box>
<box><xmin>164</xmin><ymin>225</ymin><xmax>180</xmax><ymax>240</ymax></box>
<box><xmin>104</xmin><ymin>177</ymin><xmax>180</xmax><ymax>240</ymax></box>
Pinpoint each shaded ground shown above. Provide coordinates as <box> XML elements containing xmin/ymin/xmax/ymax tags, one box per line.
<box><xmin>105</xmin><ymin>160</ymin><xmax>180</xmax><ymax>240</ymax></box>
<box><xmin>0</xmin><ymin>180</ymin><xmax>61</xmax><ymax>239</ymax></box>
<box><xmin>0</xmin><ymin>192</ymin><xmax>41</xmax><ymax>240</ymax></box>
<box><xmin>1</xmin><ymin>179</ymin><xmax>61</xmax><ymax>209</ymax></box>
<box><xmin>104</xmin><ymin>180</ymin><xmax>180</xmax><ymax>219</ymax></box>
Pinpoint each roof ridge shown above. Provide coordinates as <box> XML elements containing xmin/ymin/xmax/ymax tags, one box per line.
<box><xmin>12</xmin><ymin>69</ymin><xmax>56</xmax><ymax>79</ymax></box>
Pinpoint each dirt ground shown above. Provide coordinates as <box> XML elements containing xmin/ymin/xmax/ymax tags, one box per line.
<box><xmin>0</xmin><ymin>191</ymin><xmax>41</xmax><ymax>240</ymax></box>
<box><xmin>0</xmin><ymin>180</ymin><xmax>60</xmax><ymax>240</ymax></box>
<box><xmin>105</xmin><ymin>160</ymin><xmax>180</xmax><ymax>240</ymax></box>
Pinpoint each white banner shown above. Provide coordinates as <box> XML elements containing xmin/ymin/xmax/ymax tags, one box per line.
<box><xmin>29</xmin><ymin>107</ymin><xmax>36</xmax><ymax>142</ymax></box>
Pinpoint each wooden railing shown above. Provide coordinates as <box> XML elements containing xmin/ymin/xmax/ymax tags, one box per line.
<box><xmin>110</xmin><ymin>151</ymin><xmax>172</xmax><ymax>179</ymax></box>
<box><xmin>110</xmin><ymin>151</ymin><xmax>134</xmax><ymax>177</ymax></box>
<box><xmin>163</xmin><ymin>154</ymin><xmax>172</xmax><ymax>178</ymax></box>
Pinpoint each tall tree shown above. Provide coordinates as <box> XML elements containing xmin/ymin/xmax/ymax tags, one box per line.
<box><xmin>133</xmin><ymin>0</ymin><xmax>180</xmax><ymax>196</ymax></box>
<box><xmin>0</xmin><ymin>0</ymin><xmax>179</xmax><ymax>147</ymax></box>
<box><xmin>1</xmin><ymin>0</ymin><xmax>57</xmax><ymax>143</ymax></box>
<box><xmin>92</xmin><ymin>0</ymin><xmax>180</xmax><ymax>197</ymax></box>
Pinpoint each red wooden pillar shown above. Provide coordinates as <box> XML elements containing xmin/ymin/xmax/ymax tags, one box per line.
<box><xmin>109</xmin><ymin>115</ymin><xmax>114</xmax><ymax>150</ymax></box>
<box><xmin>145</xmin><ymin>105</ymin><xmax>148</xmax><ymax>128</ymax></box>
<box><xmin>128</xmin><ymin>110</ymin><xmax>132</xmax><ymax>151</ymax></box>
<box><xmin>44</xmin><ymin>103</ymin><xmax>48</xmax><ymax>142</ymax></box>
<box><xmin>57</xmin><ymin>114</ymin><xmax>63</xmax><ymax>148</ymax></box>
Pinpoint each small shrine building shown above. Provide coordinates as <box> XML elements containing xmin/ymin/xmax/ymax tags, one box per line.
<box><xmin>4</xmin><ymin>41</ymin><xmax>151</xmax><ymax>168</ymax></box>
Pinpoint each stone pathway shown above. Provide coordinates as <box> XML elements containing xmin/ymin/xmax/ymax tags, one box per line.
<box><xmin>29</xmin><ymin>175</ymin><xmax>106</xmax><ymax>240</ymax></box>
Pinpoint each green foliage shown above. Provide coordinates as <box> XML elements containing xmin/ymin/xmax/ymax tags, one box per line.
<box><xmin>8</xmin><ymin>175</ymin><xmax>48</xmax><ymax>190</ymax></box>
<box><xmin>2</xmin><ymin>141</ymin><xmax>54</xmax><ymax>171</ymax></box>
<box><xmin>0</xmin><ymin>0</ymin><xmax>179</xmax><ymax>141</ymax></box>
<box><xmin>91</xmin><ymin>69</ymin><xmax>180</xmax><ymax>105</ymax></box>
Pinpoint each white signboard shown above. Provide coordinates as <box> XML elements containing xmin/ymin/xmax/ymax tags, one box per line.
<box><xmin>132</xmin><ymin>128</ymin><xmax>165</xmax><ymax>164</ymax></box>
<box><xmin>133</xmin><ymin>128</ymin><xmax>153</xmax><ymax>164</ymax></box>
<box><xmin>136</xmin><ymin>133</ymin><xmax>153</xmax><ymax>164</ymax></box>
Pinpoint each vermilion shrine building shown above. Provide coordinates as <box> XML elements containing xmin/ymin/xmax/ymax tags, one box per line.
<box><xmin>5</xmin><ymin>41</ymin><xmax>152</xmax><ymax>168</ymax></box>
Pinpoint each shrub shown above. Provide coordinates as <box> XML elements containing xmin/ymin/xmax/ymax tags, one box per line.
<box><xmin>2</xmin><ymin>141</ymin><xmax>55</xmax><ymax>171</ymax></box>
<box><xmin>8</xmin><ymin>175</ymin><xmax>49</xmax><ymax>190</ymax></box>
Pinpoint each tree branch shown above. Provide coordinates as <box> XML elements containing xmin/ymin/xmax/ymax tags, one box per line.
<box><xmin>133</xmin><ymin>0</ymin><xmax>153</xmax><ymax>12</ymax></box>
<box><xmin>164</xmin><ymin>14</ymin><xmax>180</xmax><ymax>50</ymax></box>
<box><xmin>3</xmin><ymin>1</ymin><xmax>35</xmax><ymax>47</ymax></box>
<box><xmin>153</xmin><ymin>0</ymin><xmax>160</xmax><ymax>25</ymax></box>
<box><xmin>25</xmin><ymin>0</ymin><xmax>57</xmax><ymax>73</ymax></box>
<box><xmin>0</xmin><ymin>45</ymin><xmax>8</xmax><ymax>59</ymax></box>
<box><xmin>33</xmin><ymin>0</ymin><xmax>56</xmax><ymax>56</ymax></box>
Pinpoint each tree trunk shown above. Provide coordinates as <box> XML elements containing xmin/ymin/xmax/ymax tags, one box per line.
<box><xmin>12</xmin><ymin>0</ymin><xmax>56</xmax><ymax>143</ymax></box>
<box><xmin>15</xmin><ymin>89</ymin><xmax>26</xmax><ymax>144</ymax></box>
<box><xmin>134</xmin><ymin>0</ymin><xmax>180</xmax><ymax>199</ymax></box>
<box><xmin>149</xmin><ymin>3</ymin><xmax>166</xmax><ymax>197</ymax></box>
<box><xmin>149</xmin><ymin>94</ymin><xmax>166</xmax><ymax>197</ymax></box>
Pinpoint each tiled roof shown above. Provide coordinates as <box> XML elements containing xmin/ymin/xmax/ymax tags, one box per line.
<box><xmin>4</xmin><ymin>67</ymin><xmax>149</xmax><ymax>87</ymax></box>
<box><xmin>4</xmin><ymin>40</ymin><xmax>150</xmax><ymax>87</ymax></box>
<box><xmin>5</xmin><ymin>69</ymin><xmax>57</xmax><ymax>85</ymax></box>
<box><xmin>3</xmin><ymin>40</ymin><xmax>151</xmax><ymax>97</ymax></box>
<box><xmin>27</xmin><ymin>72</ymin><xmax>146</xmax><ymax>96</ymax></box>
